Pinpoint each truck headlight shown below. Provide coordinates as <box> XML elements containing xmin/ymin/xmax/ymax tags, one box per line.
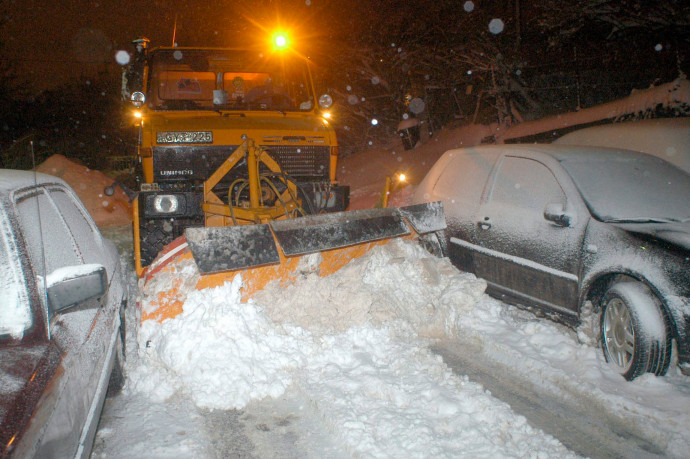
<box><xmin>153</xmin><ymin>195</ymin><xmax>180</xmax><ymax>213</ymax></box>
<box><xmin>130</xmin><ymin>91</ymin><xmax>146</xmax><ymax>108</ymax></box>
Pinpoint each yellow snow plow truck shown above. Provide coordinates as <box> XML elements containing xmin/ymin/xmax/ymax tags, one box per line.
<box><xmin>121</xmin><ymin>35</ymin><xmax>446</xmax><ymax>322</ymax></box>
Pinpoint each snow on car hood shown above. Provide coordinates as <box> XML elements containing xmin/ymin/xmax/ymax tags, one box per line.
<box><xmin>610</xmin><ymin>221</ymin><xmax>690</xmax><ymax>252</ymax></box>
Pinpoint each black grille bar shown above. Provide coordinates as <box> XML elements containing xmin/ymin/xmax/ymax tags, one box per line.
<box><xmin>263</xmin><ymin>145</ymin><xmax>330</xmax><ymax>181</ymax></box>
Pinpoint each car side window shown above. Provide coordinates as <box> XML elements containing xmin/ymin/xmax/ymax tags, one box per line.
<box><xmin>0</xmin><ymin>209</ymin><xmax>31</xmax><ymax>338</ymax></box>
<box><xmin>489</xmin><ymin>156</ymin><xmax>566</xmax><ymax>211</ymax></box>
<box><xmin>434</xmin><ymin>152</ymin><xmax>499</xmax><ymax>204</ymax></box>
<box><xmin>15</xmin><ymin>189</ymin><xmax>82</xmax><ymax>280</ymax></box>
<box><xmin>48</xmin><ymin>188</ymin><xmax>104</xmax><ymax>265</ymax></box>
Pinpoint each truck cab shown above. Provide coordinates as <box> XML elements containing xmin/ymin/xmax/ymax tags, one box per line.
<box><xmin>122</xmin><ymin>39</ymin><xmax>349</xmax><ymax>272</ymax></box>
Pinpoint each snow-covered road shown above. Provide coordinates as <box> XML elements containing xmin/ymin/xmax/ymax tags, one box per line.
<box><xmin>92</xmin><ymin>226</ymin><xmax>689</xmax><ymax>458</ymax></box>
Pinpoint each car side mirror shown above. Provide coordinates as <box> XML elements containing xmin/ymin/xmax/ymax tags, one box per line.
<box><xmin>544</xmin><ymin>202</ymin><xmax>574</xmax><ymax>227</ymax></box>
<box><xmin>46</xmin><ymin>264</ymin><xmax>108</xmax><ymax>313</ymax></box>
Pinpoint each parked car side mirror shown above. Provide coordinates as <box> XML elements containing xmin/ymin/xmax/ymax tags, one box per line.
<box><xmin>46</xmin><ymin>264</ymin><xmax>108</xmax><ymax>313</ymax></box>
<box><xmin>543</xmin><ymin>202</ymin><xmax>574</xmax><ymax>227</ymax></box>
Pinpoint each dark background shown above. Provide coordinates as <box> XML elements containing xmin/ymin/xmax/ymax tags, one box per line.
<box><xmin>2</xmin><ymin>0</ymin><xmax>688</xmax><ymax>169</ymax></box>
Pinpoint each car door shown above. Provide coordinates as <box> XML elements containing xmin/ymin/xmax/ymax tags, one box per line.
<box><xmin>469</xmin><ymin>154</ymin><xmax>584</xmax><ymax>316</ymax></box>
<box><xmin>0</xmin><ymin>201</ymin><xmax>61</xmax><ymax>458</ymax></box>
<box><xmin>425</xmin><ymin>150</ymin><xmax>501</xmax><ymax>272</ymax></box>
<box><xmin>13</xmin><ymin>184</ymin><xmax>119</xmax><ymax>457</ymax></box>
<box><xmin>44</xmin><ymin>185</ymin><xmax>124</xmax><ymax>457</ymax></box>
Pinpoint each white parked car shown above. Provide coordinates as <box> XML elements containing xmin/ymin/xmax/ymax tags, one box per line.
<box><xmin>0</xmin><ymin>170</ymin><xmax>128</xmax><ymax>457</ymax></box>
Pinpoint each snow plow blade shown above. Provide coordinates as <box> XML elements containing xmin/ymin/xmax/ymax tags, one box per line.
<box><xmin>140</xmin><ymin>202</ymin><xmax>446</xmax><ymax>323</ymax></box>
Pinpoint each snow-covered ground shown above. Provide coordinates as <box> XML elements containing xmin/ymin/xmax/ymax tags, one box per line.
<box><xmin>92</xmin><ymin>224</ymin><xmax>690</xmax><ymax>458</ymax></box>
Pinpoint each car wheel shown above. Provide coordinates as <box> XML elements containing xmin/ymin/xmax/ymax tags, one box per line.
<box><xmin>600</xmin><ymin>282</ymin><xmax>671</xmax><ymax>380</ymax></box>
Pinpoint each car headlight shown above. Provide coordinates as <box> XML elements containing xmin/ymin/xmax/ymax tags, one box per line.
<box><xmin>152</xmin><ymin>195</ymin><xmax>181</xmax><ymax>214</ymax></box>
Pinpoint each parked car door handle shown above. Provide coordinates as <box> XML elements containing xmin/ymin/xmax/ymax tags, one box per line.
<box><xmin>478</xmin><ymin>218</ymin><xmax>492</xmax><ymax>230</ymax></box>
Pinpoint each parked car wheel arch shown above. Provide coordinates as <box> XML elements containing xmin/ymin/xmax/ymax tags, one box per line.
<box><xmin>582</xmin><ymin>272</ymin><xmax>679</xmax><ymax>344</ymax></box>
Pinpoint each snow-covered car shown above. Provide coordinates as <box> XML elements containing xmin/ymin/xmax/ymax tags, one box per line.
<box><xmin>412</xmin><ymin>144</ymin><xmax>690</xmax><ymax>380</ymax></box>
<box><xmin>0</xmin><ymin>170</ymin><xmax>128</xmax><ymax>457</ymax></box>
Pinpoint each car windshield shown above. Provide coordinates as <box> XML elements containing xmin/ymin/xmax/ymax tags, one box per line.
<box><xmin>561</xmin><ymin>155</ymin><xmax>690</xmax><ymax>223</ymax></box>
<box><xmin>0</xmin><ymin>207</ymin><xmax>31</xmax><ymax>339</ymax></box>
<box><xmin>148</xmin><ymin>49</ymin><xmax>315</xmax><ymax>112</ymax></box>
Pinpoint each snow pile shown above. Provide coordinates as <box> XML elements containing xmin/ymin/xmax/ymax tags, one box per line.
<box><xmin>37</xmin><ymin>154</ymin><xmax>131</xmax><ymax>227</ymax></box>
<box><xmin>134</xmin><ymin>275</ymin><xmax>315</xmax><ymax>410</ymax></box>
<box><xmin>129</xmin><ymin>239</ymin><xmax>578</xmax><ymax>456</ymax></box>
<box><xmin>253</xmin><ymin>239</ymin><xmax>483</xmax><ymax>337</ymax></box>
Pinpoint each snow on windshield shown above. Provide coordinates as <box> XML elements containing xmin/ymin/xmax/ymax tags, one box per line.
<box><xmin>0</xmin><ymin>210</ymin><xmax>31</xmax><ymax>338</ymax></box>
<box><xmin>561</xmin><ymin>156</ymin><xmax>690</xmax><ymax>222</ymax></box>
<box><xmin>128</xmin><ymin>239</ymin><xmax>577</xmax><ymax>457</ymax></box>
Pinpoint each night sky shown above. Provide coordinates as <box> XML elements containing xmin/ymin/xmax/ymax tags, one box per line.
<box><xmin>4</xmin><ymin>0</ymin><xmax>327</xmax><ymax>92</ymax></box>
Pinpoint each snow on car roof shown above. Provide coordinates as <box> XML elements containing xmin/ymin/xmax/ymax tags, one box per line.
<box><xmin>0</xmin><ymin>169</ymin><xmax>67</xmax><ymax>194</ymax></box>
<box><xmin>440</xmin><ymin>143</ymin><xmax>659</xmax><ymax>163</ymax></box>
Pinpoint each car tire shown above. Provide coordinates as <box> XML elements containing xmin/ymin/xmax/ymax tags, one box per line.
<box><xmin>600</xmin><ymin>282</ymin><xmax>671</xmax><ymax>380</ymax></box>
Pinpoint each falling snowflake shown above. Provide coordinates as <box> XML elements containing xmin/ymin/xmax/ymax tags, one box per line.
<box><xmin>348</xmin><ymin>95</ymin><xmax>359</xmax><ymax>105</ymax></box>
<box><xmin>371</xmin><ymin>76</ymin><xmax>380</xmax><ymax>85</ymax></box>
<box><xmin>305</xmin><ymin>0</ymin><xmax>311</xmax><ymax>5</ymax></box>
<box><xmin>489</xmin><ymin>19</ymin><xmax>504</xmax><ymax>34</ymax></box>
<box><xmin>371</xmin><ymin>119</ymin><xmax>379</xmax><ymax>126</ymax></box>
<box><xmin>346</xmin><ymin>85</ymin><xmax>352</xmax><ymax>91</ymax></box>
<box><xmin>402</xmin><ymin>113</ymin><xmax>409</xmax><ymax>120</ymax></box>
<box><xmin>463</xmin><ymin>1</ymin><xmax>474</xmax><ymax>12</ymax></box>
<box><xmin>655</xmin><ymin>43</ymin><xmax>663</xmax><ymax>52</ymax></box>
<box><xmin>115</xmin><ymin>50</ymin><xmax>130</xmax><ymax>66</ymax></box>
<box><xmin>173</xmin><ymin>50</ymin><xmax>183</xmax><ymax>60</ymax></box>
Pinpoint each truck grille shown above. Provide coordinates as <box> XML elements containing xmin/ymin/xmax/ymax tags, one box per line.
<box><xmin>263</xmin><ymin>145</ymin><xmax>330</xmax><ymax>181</ymax></box>
<box><xmin>152</xmin><ymin>145</ymin><xmax>330</xmax><ymax>184</ymax></box>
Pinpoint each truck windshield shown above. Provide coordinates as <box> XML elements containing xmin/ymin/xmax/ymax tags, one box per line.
<box><xmin>148</xmin><ymin>49</ymin><xmax>315</xmax><ymax>112</ymax></box>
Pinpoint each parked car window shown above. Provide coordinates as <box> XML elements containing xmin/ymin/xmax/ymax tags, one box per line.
<box><xmin>561</xmin><ymin>156</ymin><xmax>690</xmax><ymax>222</ymax></box>
<box><xmin>434</xmin><ymin>152</ymin><xmax>498</xmax><ymax>204</ymax></box>
<box><xmin>15</xmin><ymin>189</ymin><xmax>82</xmax><ymax>283</ymax></box>
<box><xmin>489</xmin><ymin>156</ymin><xmax>566</xmax><ymax>211</ymax></box>
<box><xmin>0</xmin><ymin>209</ymin><xmax>31</xmax><ymax>338</ymax></box>
<box><xmin>49</xmin><ymin>188</ymin><xmax>104</xmax><ymax>266</ymax></box>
